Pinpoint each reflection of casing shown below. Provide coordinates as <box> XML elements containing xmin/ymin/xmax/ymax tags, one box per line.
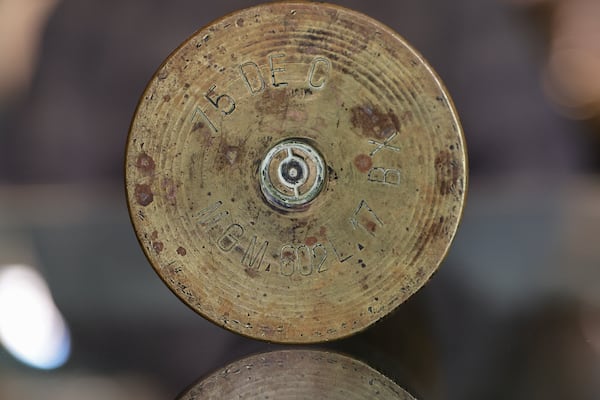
<box><xmin>177</xmin><ymin>349</ymin><xmax>415</xmax><ymax>399</ymax></box>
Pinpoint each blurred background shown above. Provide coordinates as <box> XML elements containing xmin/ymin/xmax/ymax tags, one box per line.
<box><xmin>1</xmin><ymin>0</ymin><xmax>600</xmax><ymax>399</ymax></box>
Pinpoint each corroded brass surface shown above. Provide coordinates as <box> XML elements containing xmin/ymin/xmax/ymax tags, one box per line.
<box><xmin>177</xmin><ymin>350</ymin><xmax>415</xmax><ymax>399</ymax></box>
<box><xmin>125</xmin><ymin>2</ymin><xmax>467</xmax><ymax>343</ymax></box>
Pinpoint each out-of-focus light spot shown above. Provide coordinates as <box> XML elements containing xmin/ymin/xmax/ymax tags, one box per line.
<box><xmin>0</xmin><ymin>264</ymin><xmax>70</xmax><ymax>370</ymax></box>
<box><xmin>581</xmin><ymin>305</ymin><xmax>600</xmax><ymax>357</ymax></box>
<box><xmin>543</xmin><ymin>48</ymin><xmax>600</xmax><ymax>120</ymax></box>
<box><xmin>542</xmin><ymin>0</ymin><xmax>600</xmax><ymax>120</ymax></box>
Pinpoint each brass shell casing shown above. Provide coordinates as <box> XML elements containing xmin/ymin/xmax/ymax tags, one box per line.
<box><xmin>125</xmin><ymin>2</ymin><xmax>467</xmax><ymax>343</ymax></box>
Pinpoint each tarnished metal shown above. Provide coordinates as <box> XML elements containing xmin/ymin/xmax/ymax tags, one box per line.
<box><xmin>259</xmin><ymin>138</ymin><xmax>326</xmax><ymax>211</ymax></box>
<box><xmin>125</xmin><ymin>2</ymin><xmax>467</xmax><ymax>343</ymax></box>
<box><xmin>177</xmin><ymin>350</ymin><xmax>416</xmax><ymax>399</ymax></box>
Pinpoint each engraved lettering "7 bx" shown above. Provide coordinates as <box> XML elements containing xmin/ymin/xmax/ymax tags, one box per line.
<box><xmin>350</xmin><ymin>200</ymin><xmax>384</xmax><ymax>236</ymax></box>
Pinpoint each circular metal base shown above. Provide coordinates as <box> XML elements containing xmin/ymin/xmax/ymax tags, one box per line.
<box><xmin>259</xmin><ymin>138</ymin><xmax>326</xmax><ymax>211</ymax></box>
<box><xmin>125</xmin><ymin>2</ymin><xmax>467</xmax><ymax>343</ymax></box>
